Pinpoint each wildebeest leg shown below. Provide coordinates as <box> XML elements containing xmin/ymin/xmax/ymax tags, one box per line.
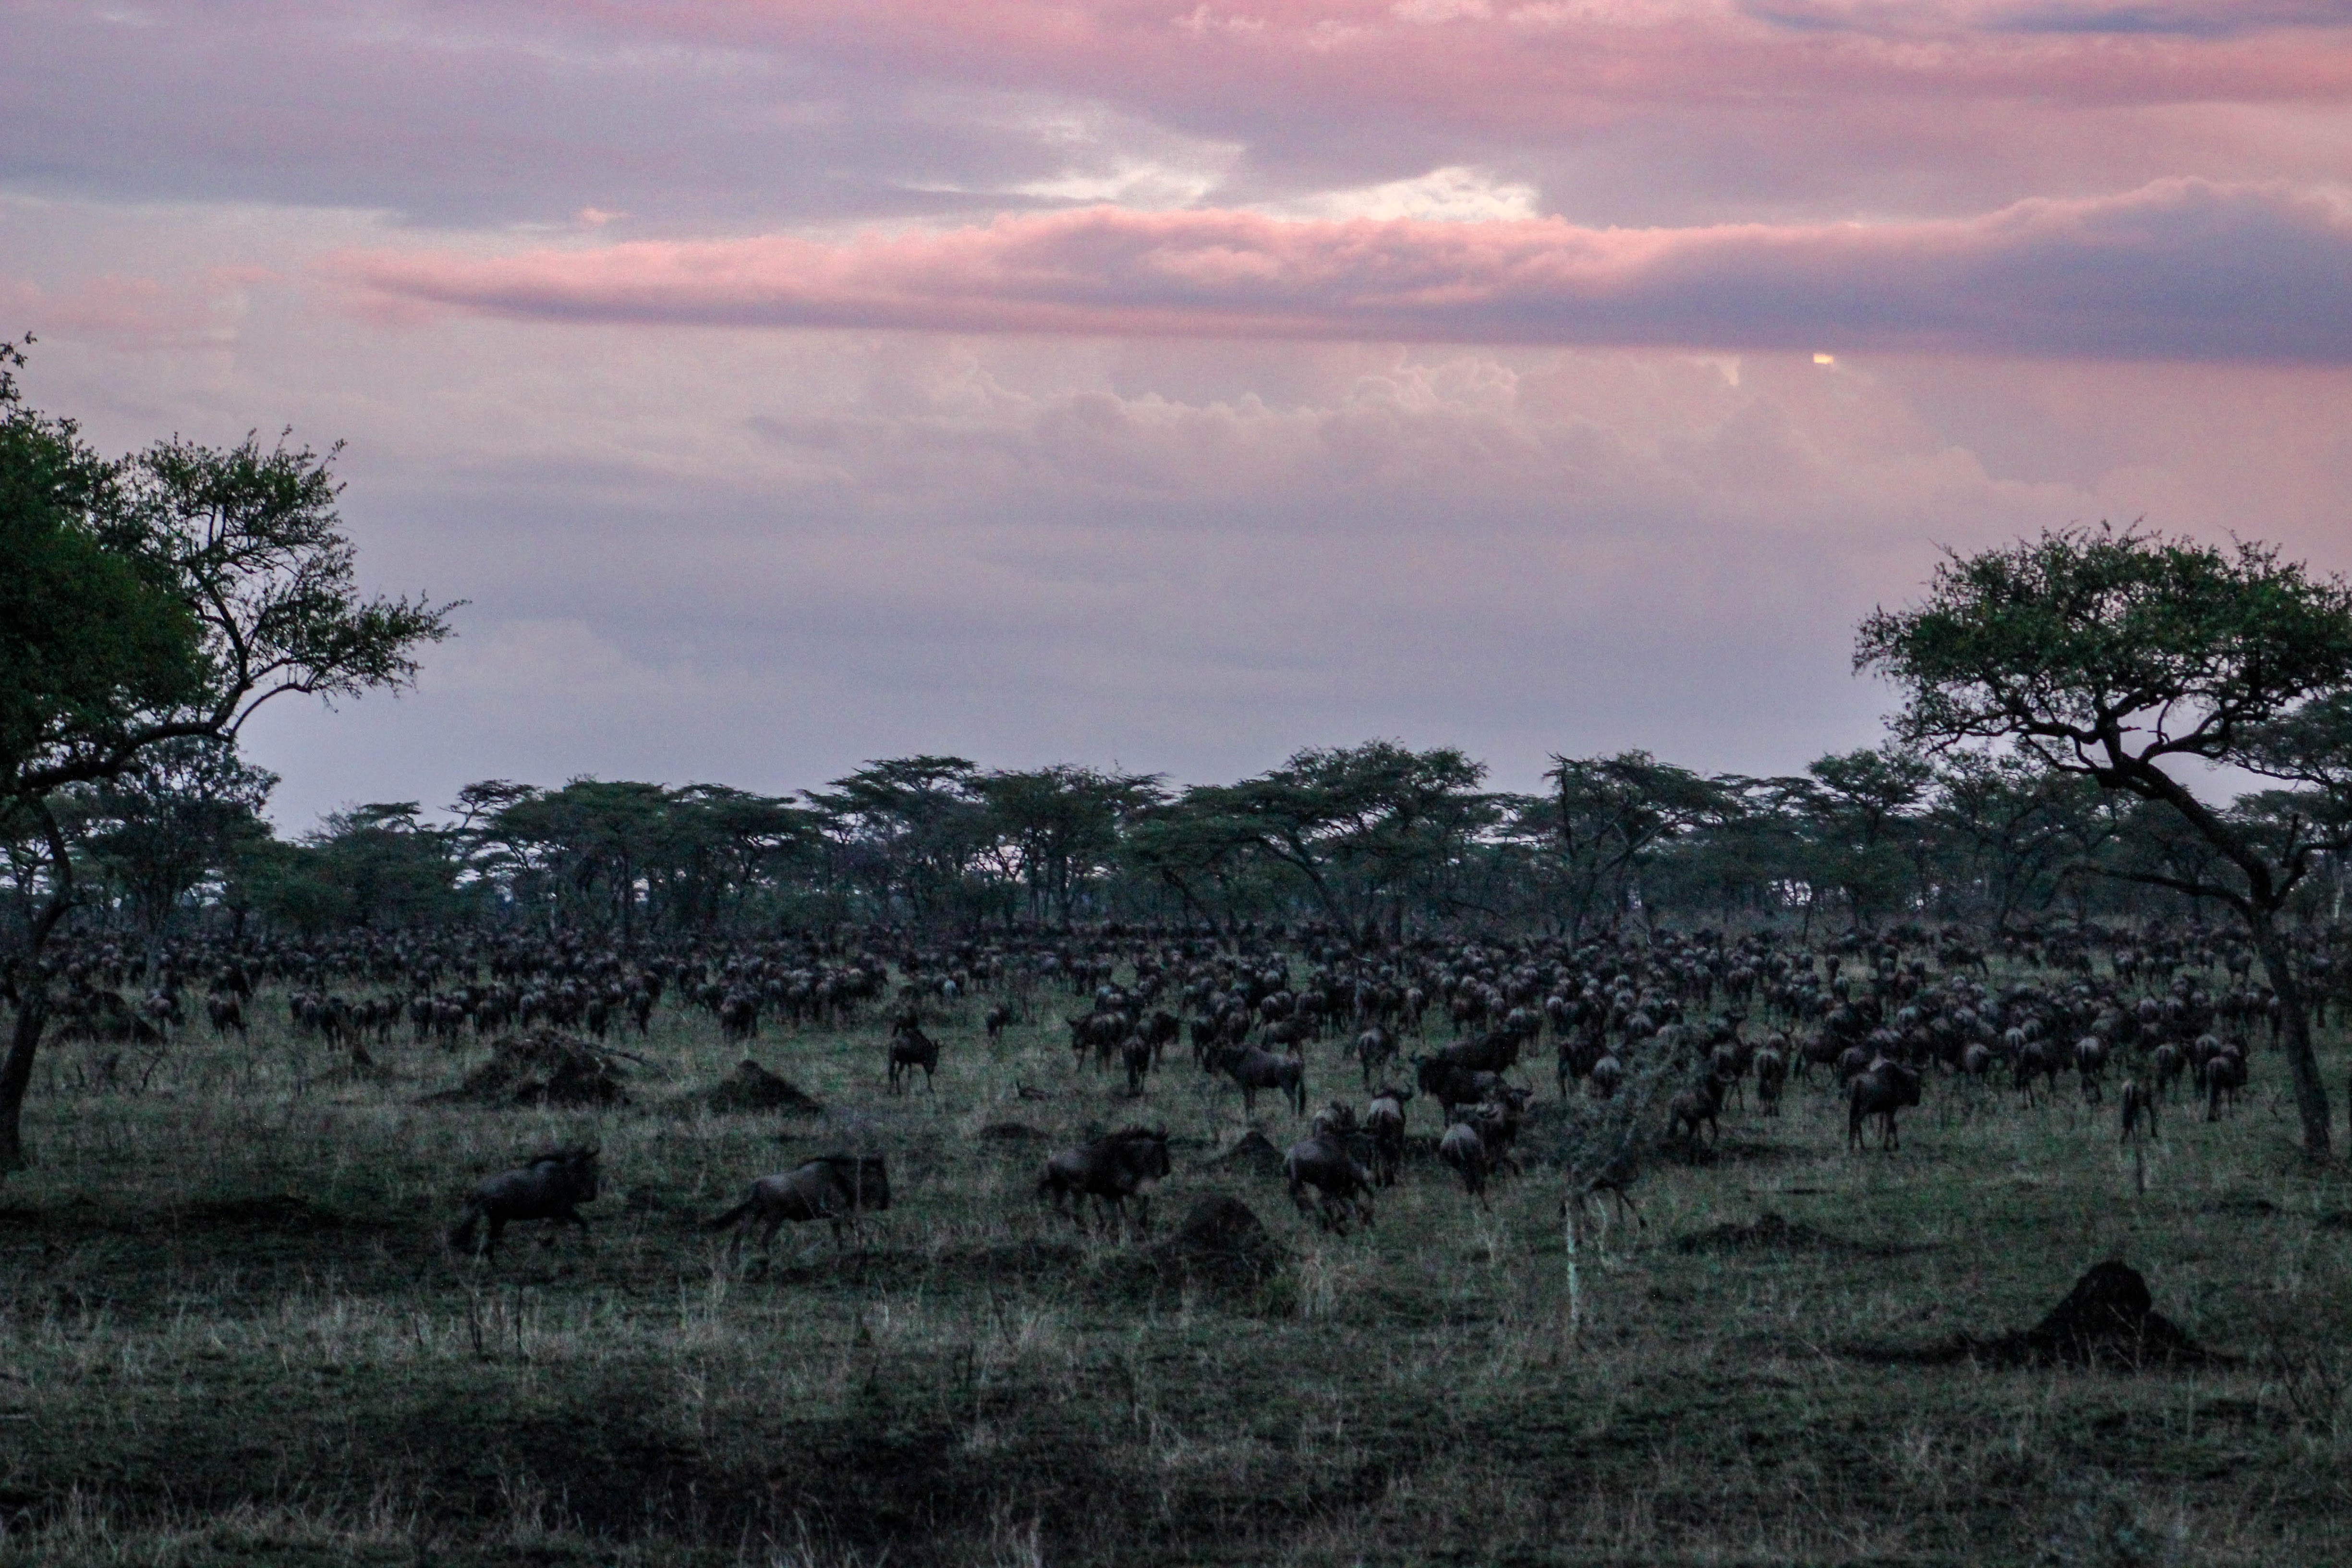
<box><xmin>484</xmin><ymin>1216</ymin><xmax>507</xmax><ymax>1260</ymax></box>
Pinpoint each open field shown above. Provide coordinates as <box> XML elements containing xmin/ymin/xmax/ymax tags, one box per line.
<box><xmin>3</xmin><ymin>980</ymin><xmax>2351</xmax><ymax>1566</ymax></box>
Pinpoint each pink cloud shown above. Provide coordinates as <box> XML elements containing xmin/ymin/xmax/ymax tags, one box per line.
<box><xmin>329</xmin><ymin>179</ymin><xmax>2352</xmax><ymax>359</ymax></box>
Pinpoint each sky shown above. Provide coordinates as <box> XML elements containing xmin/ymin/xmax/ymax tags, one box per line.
<box><xmin>5</xmin><ymin>0</ymin><xmax>2352</xmax><ymax>828</ymax></box>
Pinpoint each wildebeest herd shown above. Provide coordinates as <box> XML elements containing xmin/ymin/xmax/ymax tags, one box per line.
<box><xmin>200</xmin><ymin>910</ymin><xmax>2316</xmax><ymax>1269</ymax></box>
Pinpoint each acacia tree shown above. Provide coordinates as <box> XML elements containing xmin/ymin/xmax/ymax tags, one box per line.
<box><xmin>0</xmin><ymin>343</ymin><xmax>455</xmax><ymax>1169</ymax></box>
<box><xmin>1542</xmin><ymin>752</ymin><xmax>1728</xmax><ymax>938</ymax></box>
<box><xmin>1857</xmin><ymin>523</ymin><xmax>2352</xmax><ymax>1154</ymax></box>
<box><xmin>64</xmin><ymin>737</ymin><xmax>278</xmax><ymax>941</ymax></box>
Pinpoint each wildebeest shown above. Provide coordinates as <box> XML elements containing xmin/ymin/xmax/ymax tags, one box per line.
<box><xmin>1355</xmin><ymin>1025</ymin><xmax>1397</xmax><ymax>1086</ymax></box>
<box><xmin>2119</xmin><ymin>1079</ymin><xmax>2158</xmax><ymax>1143</ymax></box>
<box><xmin>2202</xmin><ymin>1046</ymin><xmax>2248</xmax><ymax>1121</ymax></box>
<box><xmin>887</xmin><ymin>1022</ymin><xmax>940</xmax><ymax>1094</ymax></box>
<box><xmin>1754</xmin><ymin>1047</ymin><xmax>1787</xmax><ymax>1115</ymax></box>
<box><xmin>448</xmin><ymin>1147</ymin><xmax>600</xmax><ymax>1259</ymax></box>
<box><xmin>1039</xmin><ymin>1127</ymin><xmax>1172</xmax><ymax>1235</ymax></box>
<box><xmin>1847</xmin><ymin>1059</ymin><xmax>1923</xmax><ymax>1152</ymax></box>
<box><xmin>1284</xmin><ymin>1133</ymin><xmax>1376</xmax><ymax>1233</ymax></box>
<box><xmin>1364</xmin><ymin>1086</ymin><xmax>1409</xmax><ymax>1188</ymax></box>
<box><xmin>205</xmin><ymin>994</ymin><xmax>247</xmax><ymax>1039</ymax></box>
<box><xmin>1438</xmin><ymin>1120</ymin><xmax>1494</xmax><ymax>1202</ymax></box>
<box><xmin>1121</xmin><ymin>1034</ymin><xmax>1154</xmax><ymax>1094</ymax></box>
<box><xmin>705</xmin><ymin>1154</ymin><xmax>892</xmax><ymax>1264</ymax></box>
<box><xmin>984</xmin><ymin>1002</ymin><xmax>1015</xmax><ymax>1042</ymax></box>
<box><xmin>1209</xmin><ymin>1042</ymin><xmax>1306</xmax><ymax>1117</ymax></box>
<box><xmin>1669</xmin><ymin>1071</ymin><xmax>1728</xmax><ymax>1151</ymax></box>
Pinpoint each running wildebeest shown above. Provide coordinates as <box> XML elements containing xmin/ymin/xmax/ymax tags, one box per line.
<box><xmin>448</xmin><ymin>1146</ymin><xmax>600</xmax><ymax>1259</ymax></box>
<box><xmin>1039</xmin><ymin>1127</ymin><xmax>1172</xmax><ymax>1235</ymax></box>
<box><xmin>706</xmin><ymin>1154</ymin><xmax>892</xmax><ymax>1265</ymax></box>
<box><xmin>1209</xmin><ymin>1041</ymin><xmax>1306</xmax><ymax>1117</ymax></box>
<box><xmin>887</xmin><ymin>1022</ymin><xmax>940</xmax><ymax>1094</ymax></box>
<box><xmin>1284</xmin><ymin>1132</ymin><xmax>1376</xmax><ymax>1233</ymax></box>
<box><xmin>1848</xmin><ymin>1058</ymin><xmax>1924</xmax><ymax>1152</ymax></box>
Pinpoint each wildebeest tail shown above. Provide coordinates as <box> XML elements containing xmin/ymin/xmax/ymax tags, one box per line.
<box><xmin>703</xmin><ymin>1199</ymin><xmax>755</xmax><ymax>1232</ymax></box>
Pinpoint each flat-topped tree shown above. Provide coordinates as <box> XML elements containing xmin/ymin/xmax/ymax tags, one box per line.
<box><xmin>0</xmin><ymin>341</ymin><xmax>455</xmax><ymax>1171</ymax></box>
<box><xmin>1856</xmin><ymin>523</ymin><xmax>2352</xmax><ymax>1155</ymax></box>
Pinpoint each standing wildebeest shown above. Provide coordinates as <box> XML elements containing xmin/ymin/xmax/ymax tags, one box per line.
<box><xmin>706</xmin><ymin>1154</ymin><xmax>892</xmax><ymax>1264</ymax></box>
<box><xmin>205</xmin><ymin>994</ymin><xmax>247</xmax><ymax>1039</ymax></box>
<box><xmin>1669</xmin><ymin>1071</ymin><xmax>1728</xmax><ymax>1151</ymax></box>
<box><xmin>1438</xmin><ymin>1119</ymin><xmax>1495</xmax><ymax>1202</ymax></box>
<box><xmin>2119</xmin><ymin>1080</ymin><xmax>2158</xmax><ymax>1143</ymax></box>
<box><xmin>1039</xmin><ymin>1128</ymin><xmax>1172</xmax><ymax>1235</ymax></box>
<box><xmin>887</xmin><ymin>1022</ymin><xmax>940</xmax><ymax>1094</ymax></box>
<box><xmin>1848</xmin><ymin>1059</ymin><xmax>1923</xmax><ymax>1152</ymax></box>
<box><xmin>1210</xmin><ymin>1042</ymin><xmax>1306</xmax><ymax>1117</ymax></box>
<box><xmin>448</xmin><ymin>1147</ymin><xmax>600</xmax><ymax>1259</ymax></box>
<box><xmin>1754</xmin><ymin>1047</ymin><xmax>1787</xmax><ymax>1115</ymax></box>
<box><xmin>1284</xmin><ymin>1133</ymin><xmax>1376</xmax><ymax>1233</ymax></box>
<box><xmin>1121</xmin><ymin>1033</ymin><xmax>1155</xmax><ymax>1094</ymax></box>
<box><xmin>984</xmin><ymin>1002</ymin><xmax>1015</xmax><ymax>1042</ymax></box>
<box><xmin>1364</xmin><ymin>1086</ymin><xmax>1409</xmax><ymax>1188</ymax></box>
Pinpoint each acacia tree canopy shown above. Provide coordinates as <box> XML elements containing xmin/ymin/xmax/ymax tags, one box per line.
<box><xmin>1856</xmin><ymin>522</ymin><xmax>2352</xmax><ymax>1153</ymax></box>
<box><xmin>0</xmin><ymin>343</ymin><xmax>458</xmax><ymax>1171</ymax></box>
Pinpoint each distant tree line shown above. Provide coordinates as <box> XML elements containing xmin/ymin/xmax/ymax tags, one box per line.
<box><xmin>9</xmin><ymin>734</ymin><xmax>2348</xmax><ymax>949</ymax></box>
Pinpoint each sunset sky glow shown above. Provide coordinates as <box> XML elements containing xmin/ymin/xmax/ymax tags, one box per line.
<box><xmin>7</xmin><ymin>0</ymin><xmax>2352</xmax><ymax>821</ymax></box>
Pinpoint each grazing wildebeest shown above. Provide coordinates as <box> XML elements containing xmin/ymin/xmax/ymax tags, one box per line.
<box><xmin>1210</xmin><ymin>1042</ymin><xmax>1306</xmax><ymax>1117</ymax></box>
<box><xmin>706</xmin><ymin>1155</ymin><xmax>892</xmax><ymax>1264</ymax></box>
<box><xmin>1284</xmin><ymin>1133</ymin><xmax>1375</xmax><ymax>1233</ymax></box>
<box><xmin>448</xmin><ymin>1147</ymin><xmax>600</xmax><ymax>1259</ymax></box>
<box><xmin>887</xmin><ymin>1022</ymin><xmax>940</xmax><ymax>1094</ymax></box>
<box><xmin>1310</xmin><ymin>1100</ymin><xmax>1357</xmax><ymax>1140</ymax></box>
<box><xmin>1413</xmin><ymin>1054</ymin><xmax>1500</xmax><ymax>1119</ymax></box>
<box><xmin>1364</xmin><ymin>1086</ymin><xmax>1409</xmax><ymax>1188</ymax></box>
<box><xmin>984</xmin><ymin>1002</ymin><xmax>1014</xmax><ymax>1042</ymax></box>
<box><xmin>1848</xmin><ymin>1059</ymin><xmax>1923</xmax><ymax>1152</ymax></box>
<box><xmin>1039</xmin><ymin>1127</ymin><xmax>1172</xmax><ymax>1235</ymax></box>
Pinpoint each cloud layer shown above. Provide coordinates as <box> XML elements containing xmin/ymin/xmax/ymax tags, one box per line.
<box><xmin>335</xmin><ymin>180</ymin><xmax>2352</xmax><ymax>359</ymax></box>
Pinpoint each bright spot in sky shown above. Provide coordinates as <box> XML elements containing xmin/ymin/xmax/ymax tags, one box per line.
<box><xmin>1813</xmin><ymin>352</ymin><xmax>1836</xmax><ymax>365</ymax></box>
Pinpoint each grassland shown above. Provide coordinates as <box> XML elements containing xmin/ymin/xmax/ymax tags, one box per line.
<box><xmin>2</xmin><ymin>979</ymin><xmax>2350</xmax><ymax>1566</ymax></box>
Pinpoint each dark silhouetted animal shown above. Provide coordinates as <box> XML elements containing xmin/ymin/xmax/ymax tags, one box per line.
<box><xmin>1848</xmin><ymin>1059</ymin><xmax>1923</xmax><ymax>1152</ymax></box>
<box><xmin>449</xmin><ymin>1147</ymin><xmax>600</xmax><ymax>1259</ymax></box>
<box><xmin>1040</xmin><ymin>1128</ymin><xmax>1172</xmax><ymax>1235</ymax></box>
<box><xmin>1211</xmin><ymin>1042</ymin><xmax>1306</xmax><ymax>1117</ymax></box>
<box><xmin>706</xmin><ymin>1155</ymin><xmax>892</xmax><ymax>1264</ymax></box>
<box><xmin>1284</xmin><ymin>1133</ymin><xmax>1375</xmax><ymax>1233</ymax></box>
<box><xmin>887</xmin><ymin>1023</ymin><xmax>940</xmax><ymax>1093</ymax></box>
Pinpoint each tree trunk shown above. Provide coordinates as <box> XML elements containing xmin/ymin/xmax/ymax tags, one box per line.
<box><xmin>2247</xmin><ymin>912</ymin><xmax>2332</xmax><ymax>1155</ymax></box>
<box><xmin>0</xmin><ymin>990</ymin><xmax>48</xmax><ymax>1173</ymax></box>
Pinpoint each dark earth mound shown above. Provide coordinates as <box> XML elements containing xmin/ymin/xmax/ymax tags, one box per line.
<box><xmin>424</xmin><ymin>1029</ymin><xmax>628</xmax><ymax>1108</ymax></box>
<box><xmin>1210</xmin><ymin>1130</ymin><xmax>1287</xmax><ymax>1176</ymax></box>
<box><xmin>1850</xmin><ymin>1261</ymin><xmax>2222</xmax><ymax>1369</ymax></box>
<box><xmin>707</xmin><ymin>1058</ymin><xmax>824</xmax><ymax>1114</ymax></box>
<box><xmin>1150</xmin><ymin>1195</ymin><xmax>1285</xmax><ymax>1290</ymax></box>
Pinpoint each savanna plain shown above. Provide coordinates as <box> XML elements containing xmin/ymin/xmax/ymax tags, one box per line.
<box><xmin>2</xmin><ymin>966</ymin><xmax>2349</xmax><ymax>1568</ymax></box>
